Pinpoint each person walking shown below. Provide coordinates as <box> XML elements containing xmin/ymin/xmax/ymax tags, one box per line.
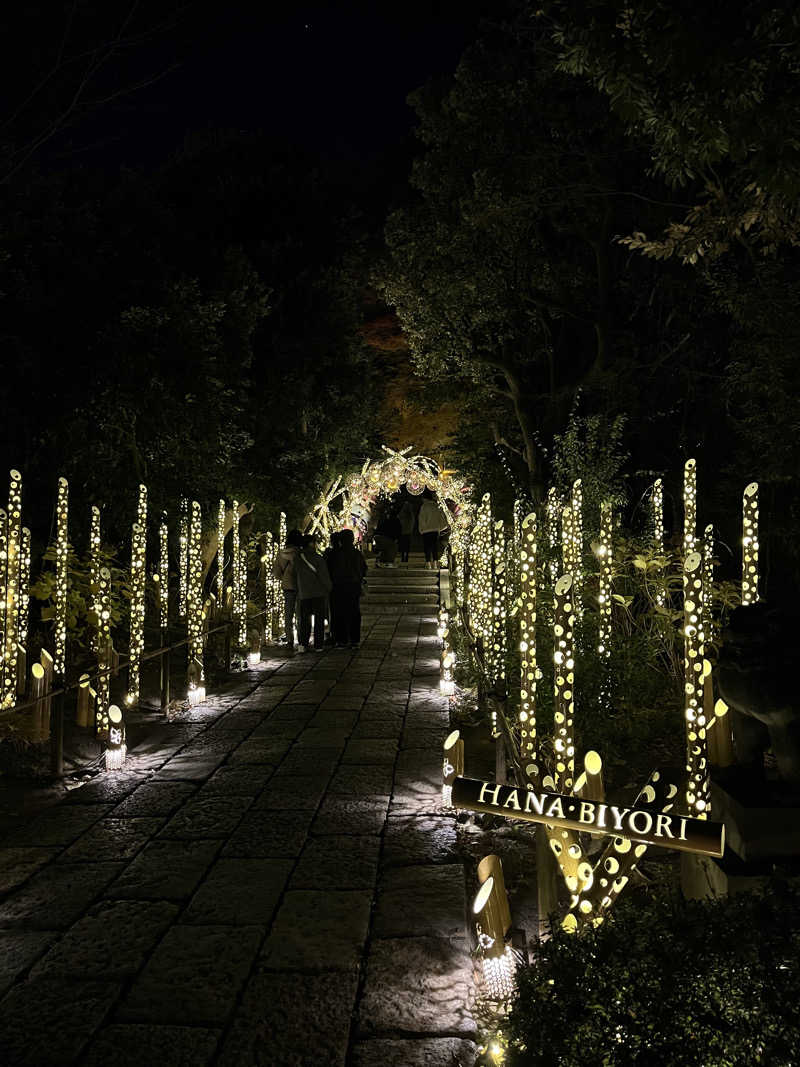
<box><xmin>295</xmin><ymin>534</ymin><xmax>332</xmax><ymax>652</ymax></box>
<box><xmin>397</xmin><ymin>498</ymin><xmax>415</xmax><ymax>563</ymax></box>
<box><xmin>418</xmin><ymin>490</ymin><xmax>448</xmax><ymax>569</ymax></box>
<box><xmin>272</xmin><ymin>528</ymin><xmax>303</xmax><ymax>651</ymax></box>
<box><xmin>373</xmin><ymin>509</ymin><xmax>400</xmax><ymax>567</ymax></box>
<box><xmin>327</xmin><ymin>528</ymin><xmax>367</xmax><ymax>647</ymax></box>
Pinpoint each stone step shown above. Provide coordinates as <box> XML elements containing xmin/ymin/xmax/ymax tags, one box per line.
<box><xmin>362</xmin><ymin>603</ymin><xmax>438</xmax><ymax>616</ymax></box>
<box><xmin>362</xmin><ymin>592</ymin><xmax>439</xmax><ymax>605</ymax></box>
<box><xmin>366</xmin><ymin>580</ymin><xmax>439</xmax><ymax>592</ymax></box>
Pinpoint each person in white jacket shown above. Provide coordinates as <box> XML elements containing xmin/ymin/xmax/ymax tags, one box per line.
<box><xmin>417</xmin><ymin>491</ymin><xmax>449</xmax><ymax>569</ymax></box>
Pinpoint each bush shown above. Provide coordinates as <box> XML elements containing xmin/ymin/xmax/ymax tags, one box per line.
<box><xmin>506</xmin><ymin>885</ymin><xmax>800</xmax><ymax>1066</ymax></box>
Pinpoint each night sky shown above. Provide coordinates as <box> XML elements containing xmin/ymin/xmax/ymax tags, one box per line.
<box><xmin>3</xmin><ymin>1</ymin><xmax>492</xmax><ymax>177</ymax></box>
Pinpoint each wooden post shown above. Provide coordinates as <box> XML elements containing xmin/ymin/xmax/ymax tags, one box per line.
<box><xmin>76</xmin><ymin>673</ymin><xmax>92</xmax><ymax>728</ymax></box>
<box><xmin>536</xmin><ymin>826</ymin><xmax>559</xmax><ymax>940</ymax></box>
<box><xmin>40</xmin><ymin>649</ymin><xmax>54</xmax><ymax>742</ymax></box>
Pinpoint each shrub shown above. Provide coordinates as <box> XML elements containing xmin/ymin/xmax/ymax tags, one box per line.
<box><xmin>506</xmin><ymin>885</ymin><xmax>800</xmax><ymax>1066</ymax></box>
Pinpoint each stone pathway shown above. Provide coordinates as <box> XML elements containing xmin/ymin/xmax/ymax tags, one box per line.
<box><xmin>0</xmin><ymin>561</ymin><xmax>477</xmax><ymax>1066</ymax></box>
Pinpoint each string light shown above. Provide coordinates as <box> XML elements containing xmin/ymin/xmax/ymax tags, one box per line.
<box><xmin>552</xmin><ymin>573</ymin><xmax>575</xmax><ymax>792</ymax></box>
<box><xmin>2</xmin><ymin>470</ymin><xmax>22</xmax><ymax>709</ymax></box>
<box><xmin>18</xmin><ymin>526</ymin><xmax>31</xmax><ymax>691</ymax></box>
<box><xmin>159</xmin><ymin>513</ymin><xmax>169</xmax><ymax>630</ymax></box>
<box><xmin>683</xmin><ymin>550</ymin><xmax>708</xmax><ymax>818</ymax></box>
<box><xmin>0</xmin><ymin>508</ymin><xmax>6</xmax><ymax>701</ymax></box>
<box><xmin>89</xmin><ymin>506</ymin><xmax>101</xmax><ymax>650</ymax></box>
<box><xmin>683</xmin><ymin>458</ymin><xmax>697</xmax><ymax>555</ymax></box>
<box><xmin>742</xmin><ymin>481</ymin><xmax>759</xmax><ymax>605</ymax></box>
<box><xmin>178</xmin><ymin>497</ymin><xmax>188</xmax><ymax>617</ymax></box>
<box><xmin>571</xmin><ymin>479</ymin><xmax>583</xmax><ymax>612</ymax></box>
<box><xmin>126</xmin><ymin>484</ymin><xmax>147</xmax><ymax>706</ymax></box>
<box><xmin>217</xmin><ymin>499</ymin><xmax>226</xmax><ymax>605</ymax></box>
<box><xmin>95</xmin><ymin>566</ymin><xmax>111</xmax><ymax>735</ymax></box>
<box><xmin>53</xmin><ymin>478</ymin><xmax>69</xmax><ymax>677</ymax></box>
<box><xmin>187</xmin><ymin>500</ymin><xmax>205</xmax><ymax>704</ymax></box>
<box><xmin>518</xmin><ymin>511</ymin><xmax>539</xmax><ymax>782</ymax></box>
<box><xmin>231</xmin><ymin>500</ymin><xmax>241</xmax><ymax>648</ymax></box>
<box><xmin>264</xmin><ymin>531</ymin><xmax>275</xmax><ymax>640</ymax></box>
<box><xmin>238</xmin><ymin>545</ymin><xmax>248</xmax><ymax>649</ymax></box>
<box><xmin>489</xmin><ymin>519</ymin><xmax>507</xmax><ymax>691</ymax></box>
<box><xmin>652</xmin><ymin>478</ymin><xmax>665</xmax><ymax>607</ymax></box>
<box><xmin>546</xmin><ymin>487</ymin><xmax>560</xmax><ymax>584</ymax></box>
<box><xmin>469</xmin><ymin>493</ymin><xmax>494</xmax><ymax>667</ymax></box>
<box><xmin>597</xmin><ymin>501</ymin><xmax>613</xmax><ymax>662</ymax></box>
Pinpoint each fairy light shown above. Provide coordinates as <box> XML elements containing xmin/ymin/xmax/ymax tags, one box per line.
<box><xmin>96</xmin><ymin>566</ymin><xmax>111</xmax><ymax>735</ymax></box>
<box><xmin>2</xmin><ymin>470</ymin><xmax>22</xmax><ymax>709</ymax></box>
<box><xmin>53</xmin><ymin>477</ymin><xmax>69</xmax><ymax>677</ymax></box>
<box><xmin>683</xmin><ymin>459</ymin><xmax>697</xmax><ymax>555</ymax></box>
<box><xmin>742</xmin><ymin>481</ymin><xmax>759</xmax><ymax>605</ymax></box>
<box><xmin>187</xmin><ymin>500</ymin><xmax>205</xmax><ymax>704</ymax></box>
<box><xmin>217</xmin><ymin>499</ymin><xmax>226</xmax><ymax>605</ymax></box>
<box><xmin>683</xmin><ymin>550</ymin><xmax>708</xmax><ymax>818</ymax></box>
<box><xmin>0</xmin><ymin>508</ymin><xmax>6</xmax><ymax>700</ymax></box>
<box><xmin>597</xmin><ymin>501</ymin><xmax>613</xmax><ymax>661</ymax></box>
<box><xmin>468</xmin><ymin>494</ymin><xmax>494</xmax><ymax>664</ymax></box>
<box><xmin>571</xmin><ymin>480</ymin><xmax>583</xmax><ymax>612</ymax></box>
<box><xmin>238</xmin><ymin>546</ymin><xmax>248</xmax><ymax>648</ymax></box>
<box><xmin>178</xmin><ymin>497</ymin><xmax>188</xmax><ymax>617</ymax></box>
<box><xmin>126</xmin><ymin>484</ymin><xmax>147</xmax><ymax>706</ymax></box>
<box><xmin>652</xmin><ymin>478</ymin><xmax>665</xmax><ymax>607</ymax></box>
<box><xmin>489</xmin><ymin>519</ymin><xmax>507</xmax><ymax>691</ymax></box>
<box><xmin>519</xmin><ymin>512</ymin><xmax>539</xmax><ymax>782</ymax></box>
<box><xmin>89</xmin><ymin>506</ymin><xmax>101</xmax><ymax>643</ymax></box>
<box><xmin>231</xmin><ymin>500</ymin><xmax>241</xmax><ymax>645</ymax></box>
<box><xmin>703</xmin><ymin>523</ymin><xmax>715</xmax><ymax>645</ymax></box>
<box><xmin>18</xmin><ymin>526</ymin><xmax>31</xmax><ymax>676</ymax></box>
<box><xmin>546</xmin><ymin>487</ymin><xmax>560</xmax><ymax>584</ymax></box>
<box><xmin>264</xmin><ymin>531</ymin><xmax>275</xmax><ymax>640</ymax></box>
<box><xmin>552</xmin><ymin>573</ymin><xmax>576</xmax><ymax>792</ymax></box>
<box><xmin>159</xmin><ymin>513</ymin><xmax>169</xmax><ymax>630</ymax></box>
<box><xmin>105</xmin><ymin>704</ymin><xmax>127</xmax><ymax>771</ymax></box>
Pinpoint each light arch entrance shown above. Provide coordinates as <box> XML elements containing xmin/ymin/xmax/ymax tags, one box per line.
<box><xmin>306</xmin><ymin>445</ymin><xmax>473</xmax><ymax>548</ymax></box>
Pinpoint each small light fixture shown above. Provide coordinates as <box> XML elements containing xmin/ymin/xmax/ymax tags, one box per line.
<box><xmin>442</xmin><ymin>728</ymin><xmax>464</xmax><ymax>808</ymax></box>
<box><xmin>105</xmin><ymin>704</ymin><xmax>126</xmax><ymax>770</ymax></box>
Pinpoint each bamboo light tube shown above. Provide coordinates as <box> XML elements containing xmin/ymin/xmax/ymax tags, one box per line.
<box><xmin>76</xmin><ymin>672</ymin><xmax>92</xmax><ymax>728</ymax></box>
<box><xmin>652</xmin><ymin>477</ymin><xmax>666</xmax><ymax>607</ymax></box>
<box><xmin>217</xmin><ymin>499</ymin><xmax>226</xmax><ymax>605</ymax></box>
<box><xmin>17</xmin><ymin>526</ymin><xmax>31</xmax><ymax>696</ymax></box>
<box><xmin>546</xmin><ymin>487</ymin><xmax>560</xmax><ymax>583</ymax></box>
<box><xmin>518</xmin><ymin>511</ymin><xmax>539</xmax><ymax>782</ymax></box>
<box><xmin>552</xmin><ymin>573</ymin><xmax>576</xmax><ymax>792</ymax></box>
<box><xmin>263</xmin><ymin>531</ymin><xmax>275</xmax><ymax>640</ymax></box>
<box><xmin>105</xmin><ymin>704</ymin><xmax>126</xmax><ymax>770</ymax></box>
<box><xmin>178</xmin><ymin>497</ymin><xmax>188</xmax><ymax>617</ymax></box>
<box><xmin>573</xmin><ymin>749</ymin><xmax>605</xmax><ymax>802</ymax></box>
<box><xmin>683</xmin><ymin>458</ymin><xmax>697</xmax><ymax>555</ymax></box>
<box><xmin>95</xmin><ymin>566</ymin><xmax>112</xmax><ymax>736</ymax></box>
<box><xmin>477</xmin><ymin>854</ymin><xmax>512</xmax><ymax>936</ymax></box>
<box><xmin>187</xmin><ymin>500</ymin><xmax>205</xmax><ymax>704</ymax></box>
<box><xmin>0</xmin><ymin>507</ymin><xmax>6</xmax><ymax>698</ymax></box>
<box><xmin>468</xmin><ymin>494</ymin><xmax>493</xmax><ymax>664</ymax></box>
<box><xmin>683</xmin><ymin>550</ymin><xmax>709</xmax><ymax>818</ymax></box>
<box><xmin>571</xmin><ymin>479</ymin><xmax>583</xmax><ymax>611</ymax></box>
<box><xmin>489</xmin><ymin>518</ymin><xmax>507</xmax><ymax>690</ymax></box>
<box><xmin>2</xmin><ymin>470</ymin><xmax>22</xmax><ymax>709</ymax></box>
<box><xmin>237</xmin><ymin>546</ymin><xmax>248</xmax><ymax>648</ymax></box>
<box><xmin>159</xmin><ymin>513</ymin><xmax>169</xmax><ymax>631</ymax></box>
<box><xmin>742</xmin><ymin>481</ymin><xmax>759</xmax><ymax>604</ymax></box>
<box><xmin>29</xmin><ymin>661</ymin><xmax>47</xmax><ymax>742</ymax></box>
<box><xmin>597</xmin><ymin>501</ymin><xmax>613</xmax><ymax>661</ymax></box>
<box><xmin>126</xmin><ymin>485</ymin><xmax>147</xmax><ymax>706</ymax></box>
<box><xmin>232</xmin><ymin>499</ymin><xmax>241</xmax><ymax>645</ymax></box>
<box><xmin>473</xmin><ymin>874</ymin><xmax>516</xmax><ymax>1001</ymax></box>
<box><xmin>703</xmin><ymin>523</ymin><xmax>715</xmax><ymax>645</ymax></box>
<box><xmin>442</xmin><ymin>729</ymin><xmax>464</xmax><ymax>808</ymax></box>
<box><xmin>40</xmin><ymin>649</ymin><xmax>54</xmax><ymax>738</ymax></box>
<box><xmin>54</xmin><ymin>477</ymin><xmax>69</xmax><ymax>677</ymax></box>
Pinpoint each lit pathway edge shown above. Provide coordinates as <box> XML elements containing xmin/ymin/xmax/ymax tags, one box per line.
<box><xmin>451</xmin><ymin>776</ymin><xmax>725</xmax><ymax>858</ymax></box>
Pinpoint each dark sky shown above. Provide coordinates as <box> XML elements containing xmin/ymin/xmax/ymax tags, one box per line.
<box><xmin>3</xmin><ymin>1</ymin><xmax>495</xmax><ymax>176</ymax></box>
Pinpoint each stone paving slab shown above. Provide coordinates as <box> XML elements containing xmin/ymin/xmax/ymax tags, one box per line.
<box><xmin>358</xmin><ymin>936</ymin><xmax>475</xmax><ymax>1036</ymax></box>
<box><xmin>82</xmin><ymin>1025</ymin><xmax>221</xmax><ymax>1067</ymax></box>
<box><xmin>117</xmin><ymin>924</ymin><xmax>262</xmax><ymax>1025</ymax></box>
<box><xmin>181</xmin><ymin>857</ymin><xmax>292</xmax><ymax>925</ymax></box>
<box><xmin>0</xmin><ymin>976</ymin><xmax>122</xmax><ymax>1066</ymax></box>
<box><xmin>0</xmin><ymin>593</ymin><xmax>477</xmax><ymax>1065</ymax></box>
<box><xmin>217</xmin><ymin>970</ymin><xmax>359</xmax><ymax>1067</ymax></box>
<box><xmin>260</xmin><ymin>889</ymin><xmax>372</xmax><ymax>970</ymax></box>
<box><xmin>352</xmin><ymin>1037</ymin><xmax>479</xmax><ymax>1067</ymax></box>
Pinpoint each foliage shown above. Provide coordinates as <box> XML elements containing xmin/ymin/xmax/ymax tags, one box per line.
<box><xmin>543</xmin><ymin>0</ymin><xmax>800</xmax><ymax>262</ymax></box>
<box><xmin>506</xmin><ymin>883</ymin><xmax>800</xmax><ymax>1066</ymax></box>
<box><xmin>551</xmin><ymin>406</ymin><xmax>629</xmax><ymax>529</ymax></box>
<box><xmin>29</xmin><ymin>542</ymin><xmax>134</xmax><ymax>670</ymax></box>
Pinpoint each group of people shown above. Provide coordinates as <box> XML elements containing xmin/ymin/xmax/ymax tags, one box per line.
<box><xmin>371</xmin><ymin>490</ymin><xmax>449</xmax><ymax>569</ymax></box>
<box><xmin>272</xmin><ymin>527</ymin><xmax>366</xmax><ymax>653</ymax></box>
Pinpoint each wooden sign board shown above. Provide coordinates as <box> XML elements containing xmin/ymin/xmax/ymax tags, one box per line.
<box><xmin>452</xmin><ymin>776</ymin><xmax>725</xmax><ymax>858</ymax></box>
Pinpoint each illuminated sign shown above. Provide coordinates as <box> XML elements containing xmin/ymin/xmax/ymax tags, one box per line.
<box><xmin>451</xmin><ymin>776</ymin><xmax>724</xmax><ymax>858</ymax></box>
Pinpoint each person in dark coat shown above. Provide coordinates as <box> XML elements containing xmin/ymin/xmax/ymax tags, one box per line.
<box><xmin>327</xmin><ymin>528</ymin><xmax>367</xmax><ymax>647</ymax></box>
<box><xmin>295</xmin><ymin>534</ymin><xmax>332</xmax><ymax>652</ymax></box>
<box><xmin>397</xmin><ymin>499</ymin><xmax>415</xmax><ymax>563</ymax></box>
<box><xmin>374</xmin><ymin>509</ymin><xmax>401</xmax><ymax>566</ymax></box>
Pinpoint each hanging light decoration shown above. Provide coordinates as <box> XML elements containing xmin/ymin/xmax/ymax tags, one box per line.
<box><xmin>2</xmin><ymin>470</ymin><xmax>22</xmax><ymax>710</ymax></box>
<box><xmin>187</xmin><ymin>500</ymin><xmax>205</xmax><ymax>705</ymax></box>
<box><xmin>126</xmin><ymin>485</ymin><xmax>147</xmax><ymax>706</ymax></box>
<box><xmin>518</xmin><ymin>511</ymin><xmax>539</xmax><ymax>783</ymax></box>
<box><xmin>741</xmin><ymin>481</ymin><xmax>759</xmax><ymax>605</ymax></box>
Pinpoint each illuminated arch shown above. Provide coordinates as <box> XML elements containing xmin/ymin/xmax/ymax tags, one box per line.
<box><xmin>306</xmin><ymin>445</ymin><xmax>473</xmax><ymax>548</ymax></box>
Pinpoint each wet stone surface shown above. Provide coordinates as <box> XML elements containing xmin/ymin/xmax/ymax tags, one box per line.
<box><xmin>0</xmin><ymin>597</ymin><xmax>476</xmax><ymax>1065</ymax></box>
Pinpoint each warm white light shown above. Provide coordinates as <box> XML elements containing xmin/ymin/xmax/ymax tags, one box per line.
<box><xmin>598</xmin><ymin>501</ymin><xmax>613</xmax><ymax>668</ymax></box>
<box><xmin>54</xmin><ymin>477</ymin><xmax>69</xmax><ymax>677</ymax></box>
<box><xmin>683</xmin><ymin>459</ymin><xmax>697</xmax><ymax>555</ymax></box>
<box><xmin>159</xmin><ymin>513</ymin><xmax>169</xmax><ymax>630</ymax></box>
<box><xmin>248</xmin><ymin>651</ymin><xmax>261</xmax><ymax>666</ymax></box>
<box><xmin>179</xmin><ymin>497</ymin><xmax>188</xmax><ymax>617</ymax></box>
<box><xmin>126</xmin><ymin>484</ymin><xmax>147</xmax><ymax>705</ymax></box>
<box><xmin>2</xmin><ymin>469</ymin><xmax>22</xmax><ymax>709</ymax></box>
<box><xmin>553</xmin><ymin>573</ymin><xmax>575</xmax><ymax>791</ymax></box>
<box><xmin>482</xmin><ymin>945</ymin><xmax>517</xmax><ymax>1002</ymax></box>
<box><xmin>187</xmin><ymin>501</ymin><xmax>205</xmax><ymax>694</ymax></box>
<box><xmin>519</xmin><ymin>511</ymin><xmax>538</xmax><ymax>780</ymax></box>
<box><xmin>105</xmin><ymin>704</ymin><xmax>126</xmax><ymax>770</ymax></box>
<box><xmin>683</xmin><ymin>550</ymin><xmax>708</xmax><ymax>818</ymax></box>
<box><xmin>187</xmin><ymin>684</ymin><xmax>206</xmax><ymax>707</ymax></box>
<box><xmin>742</xmin><ymin>481</ymin><xmax>759</xmax><ymax>605</ymax></box>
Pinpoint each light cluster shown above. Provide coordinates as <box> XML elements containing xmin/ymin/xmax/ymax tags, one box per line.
<box><xmin>652</xmin><ymin>478</ymin><xmax>665</xmax><ymax>607</ymax></box>
<box><xmin>159</xmin><ymin>513</ymin><xmax>169</xmax><ymax>630</ymax></box>
<box><xmin>0</xmin><ymin>508</ymin><xmax>6</xmax><ymax>702</ymax></box>
<box><xmin>683</xmin><ymin>550</ymin><xmax>709</xmax><ymax>818</ymax></box>
<box><xmin>2</xmin><ymin>470</ymin><xmax>22</xmax><ymax>710</ymax></box>
<box><xmin>703</xmin><ymin>523</ymin><xmax>715</xmax><ymax>645</ymax></box>
<box><xmin>683</xmin><ymin>458</ymin><xmax>697</xmax><ymax>554</ymax></box>
<box><xmin>263</xmin><ymin>530</ymin><xmax>276</xmax><ymax>640</ymax></box>
<box><xmin>54</xmin><ymin>477</ymin><xmax>69</xmax><ymax>677</ymax></box>
<box><xmin>126</xmin><ymin>484</ymin><xmax>147</xmax><ymax>706</ymax></box>
<box><xmin>179</xmin><ymin>497</ymin><xmax>188</xmax><ymax>617</ymax></box>
<box><xmin>552</xmin><ymin>573</ymin><xmax>576</xmax><ymax>791</ymax></box>
<box><xmin>217</xmin><ymin>499</ymin><xmax>226</xmax><ymax>605</ymax></box>
<box><xmin>187</xmin><ymin>500</ymin><xmax>205</xmax><ymax>703</ymax></box>
<box><xmin>231</xmin><ymin>500</ymin><xmax>242</xmax><ymax>648</ymax></box>
<box><xmin>473</xmin><ymin>857</ymin><xmax>515</xmax><ymax>1002</ymax></box>
<box><xmin>546</xmin><ymin>487</ymin><xmax>560</xmax><ymax>583</ymax></box>
<box><xmin>95</xmin><ymin>566</ymin><xmax>112</xmax><ymax>735</ymax></box>
<box><xmin>597</xmin><ymin>501</ymin><xmax>613</xmax><ymax>662</ymax></box>
<box><xmin>518</xmin><ymin>511</ymin><xmax>538</xmax><ymax>781</ymax></box>
<box><xmin>90</xmin><ymin>506</ymin><xmax>102</xmax><ymax>644</ymax></box>
<box><xmin>105</xmin><ymin>704</ymin><xmax>127</xmax><ymax>770</ymax></box>
<box><xmin>468</xmin><ymin>493</ymin><xmax>494</xmax><ymax>673</ymax></box>
<box><xmin>571</xmin><ymin>479</ymin><xmax>583</xmax><ymax>610</ymax></box>
<box><xmin>742</xmin><ymin>481</ymin><xmax>759</xmax><ymax>605</ymax></box>
<box><xmin>489</xmin><ymin>518</ymin><xmax>507</xmax><ymax>690</ymax></box>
